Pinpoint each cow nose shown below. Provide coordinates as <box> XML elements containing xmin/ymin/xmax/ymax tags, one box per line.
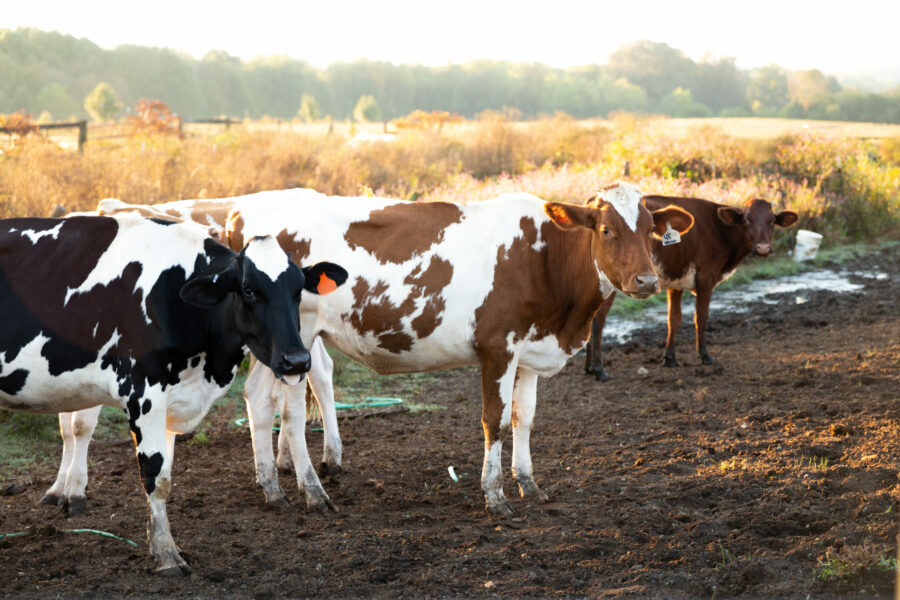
<box><xmin>634</xmin><ymin>273</ymin><xmax>659</xmax><ymax>292</ymax></box>
<box><xmin>281</xmin><ymin>349</ymin><xmax>311</xmax><ymax>374</ymax></box>
<box><xmin>755</xmin><ymin>243</ymin><xmax>772</xmax><ymax>256</ymax></box>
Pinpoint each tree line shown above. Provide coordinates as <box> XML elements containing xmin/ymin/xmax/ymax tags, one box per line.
<box><xmin>3</xmin><ymin>27</ymin><xmax>900</xmax><ymax>123</ymax></box>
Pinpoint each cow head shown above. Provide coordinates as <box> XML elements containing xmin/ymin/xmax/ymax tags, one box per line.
<box><xmin>180</xmin><ymin>236</ymin><xmax>348</xmax><ymax>384</ymax></box>
<box><xmin>717</xmin><ymin>199</ymin><xmax>799</xmax><ymax>257</ymax></box>
<box><xmin>545</xmin><ymin>182</ymin><xmax>694</xmax><ymax>299</ymax></box>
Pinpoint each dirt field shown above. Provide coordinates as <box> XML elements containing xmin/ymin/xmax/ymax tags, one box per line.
<box><xmin>1</xmin><ymin>245</ymin><xmax>898</xmax><ymax>599</ymax></box>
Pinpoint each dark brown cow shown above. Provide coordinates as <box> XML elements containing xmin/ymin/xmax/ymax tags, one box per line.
<box><xmin>585</xmin><ymin>195</ymin><xmax>798</xmax><ymax>380</ymax></box>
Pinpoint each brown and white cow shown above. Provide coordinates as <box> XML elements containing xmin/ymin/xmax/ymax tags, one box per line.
<box><xmin>584</xmin><ymin>195</ymin><xmax>798</xmax><ymax>380</ymax></box>
<box><xmin>85</xmin><ymin>184</ymin><xmax>693</xmax><ymax>516</ymax></box>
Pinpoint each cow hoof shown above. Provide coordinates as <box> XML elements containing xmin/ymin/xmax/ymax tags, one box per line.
<box><xmin>700</xmin><ymin>352</ymin><xmax>718</xmax><ymax>365</ymax></box>
<box><xmin>318</xmin><ymin>462</ymin><xmax>343</xmax><ymax>480</ymax></box>
<box><xmin>306</xmin><ymin>491</ymin><xmax>338</xmax><ymax>514</ymax></box>
<box><xmin>65</xmin><ymin>496</ymin><xmax>87</xmax><ymax>518</ymax></box>
<box><xmin>308</xmin><ymin>499</ymin><xmax>338</xmax><ymax>513</ymax></box>
<box><xmin>585</xmin><ymin>366</ymin><xmax>611</xmax><ymax>381</ymax></box>
<box><xmin>487</xmin><ymin>501</ymin><xmax>514</xmax><ymax>516</ymax></box>
<box><xmin>263</xmin><ymin>497</ymin><xmax>291</xmax><ymax>511</ymax></box>
<box><xmin>277</xmin><ymin>464</ymin><xmax>293</xmax><ymax>475</ymax></box>
<box><xmin>157</xmin><ymin>563</ymin><xmax>191</xmax><ymax>577</ymax></box>
<box><xmin>40</xmin><ymin>493</ymin><xmax>61</xmax><ymax>506</ymax></box>
<box><xmin>517</xmin><ymin>480</ymin><xmax>549</xmax><ymax>502</ymax></box>
<box><xmin>663</xmin><ymin>357</ymin><xmax>680</xmax><ymax>368</ymax></box>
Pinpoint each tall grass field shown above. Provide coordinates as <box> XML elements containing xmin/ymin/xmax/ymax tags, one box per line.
<box><xmin>1</xmin><ymin>113</ymin><xmax>898</xmax><ymax>247</ymax></box>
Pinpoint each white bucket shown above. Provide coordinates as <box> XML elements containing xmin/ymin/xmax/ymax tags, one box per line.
<box><xmin>793</xmin><ymin>229</ymin><xmax>823</xmax><ymax>262</ymax></box>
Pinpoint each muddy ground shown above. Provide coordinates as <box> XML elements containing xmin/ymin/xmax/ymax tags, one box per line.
<box><xmin>1</xmin><ymin>245</ymin><xmax>899</xmax><ymax>599</ymax></box>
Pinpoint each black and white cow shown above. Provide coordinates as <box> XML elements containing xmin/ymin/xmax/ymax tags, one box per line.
<box><xmin>0</xmin><ymin>214</ymin><xmax>346</xmax><ymax>575</ymax></box>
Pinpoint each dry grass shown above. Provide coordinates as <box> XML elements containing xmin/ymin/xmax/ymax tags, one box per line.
<box><xmin>1</xmin><ymin>114</ymin><xmax>898</xmax><ymax>245</ymax></box>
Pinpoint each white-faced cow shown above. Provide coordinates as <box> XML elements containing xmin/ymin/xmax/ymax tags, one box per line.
<box><xmin>0</xmin><ymin>213</ymin><xmax>346</xmax><ymax>575</ymax></box>
<box><xmin>584</xmin><ymin>195</ymin><xmax>799</xmax><ymax>380</ymax></box>
<box><xmin>91</xmin><ymin>184</ymin><xmax>692</xmax><ymax>517</ymax></box>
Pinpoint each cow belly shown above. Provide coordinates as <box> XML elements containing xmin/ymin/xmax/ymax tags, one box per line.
<box><xmin>321</xmin><ymin>328</ymin><xmax>480</xmax><ymax>375</ymax></box>
<box><xmin>659</xmin><ymin>264</ymin><xmax>697</xmax><ymax>291</ymax></box>
<box><xmin>0</xmin><ymin>334</ymin><xmax>123</xmax><ymax>413</ymax></box>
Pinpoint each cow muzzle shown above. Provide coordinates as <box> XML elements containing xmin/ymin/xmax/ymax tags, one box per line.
<box><xmin>277</xmin><ymin>349</ymin><xmax>312</xmax><ymax>385</ymax></box>
<box><xmin>753</xmin><ymin>243</ymin><xmax>772</xmax><ymax>257</ymax></box>
<box><xmin>626</xmin><ymin>273</ymin><xmax>660</xmax><ymax>299</ymax></box>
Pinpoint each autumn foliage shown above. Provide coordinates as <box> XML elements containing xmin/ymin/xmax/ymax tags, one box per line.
<box><xmin>0</xmin><ymin>111</ymin><xmax>38</xmax><ymax>137</ymax></box>
<box><xmin>128</xmin><ymin>100</ymin><xmax>183</xmax><ymax>138</ymax></box>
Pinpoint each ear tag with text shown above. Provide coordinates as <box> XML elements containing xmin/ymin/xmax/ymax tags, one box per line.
<box><xmin>661</xmin><ymin>221</ymin><xmax>681</xmax><ymax>246</ymax></box>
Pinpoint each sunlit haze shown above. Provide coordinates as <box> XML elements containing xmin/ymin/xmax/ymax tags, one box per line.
<box><xmin>5</xmin><ymin>0</ymin><xmax>900</xmax><ymax>76</ymax></box>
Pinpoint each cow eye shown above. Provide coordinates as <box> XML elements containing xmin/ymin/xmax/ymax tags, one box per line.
<box><xmin>243</xmin><ymin>287</ymin><xmax>256</xmax><ymax>301</ymax></box>
<box><xmin>600</xmin><ymin>225</ymin><xmax>612</xmax><ymax>237</ymax></box>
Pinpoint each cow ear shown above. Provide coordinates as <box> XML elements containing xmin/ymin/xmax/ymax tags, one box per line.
<box><xmin>651</xmin><ymin>205</ymin><xmax>694</xmax><ymax>238</ymax></box>
<box><xmin>775</xmin><ymin>210</ymin><xmax>799</xmax><ymax>228</ymax></box>
<box><xmin>544</xmin><ymin>202</ymin><xmax>596</xmax><ymax>230</ymax></box>
<box><xmin>717</xmin><ymin>206</ymin><xmax>744</xmax><ymax>226</ymax></box>
<box><xmin>302</xmin><ymin>262</ymin><xmax>349</xmax><ymax>296</ymax></box>
<box><xmin>180</xmin><ymin>265</ymin><xmax>238</xmax><ymax>308</ymax></box>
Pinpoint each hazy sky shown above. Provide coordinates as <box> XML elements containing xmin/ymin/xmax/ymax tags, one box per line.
<box><xmin>5</xmin><ymin>1</ymin><xmax>899</xmax><ymax>74</ymax></box>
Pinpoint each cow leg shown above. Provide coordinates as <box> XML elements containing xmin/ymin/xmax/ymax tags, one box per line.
<box><xmin>278</xmin><ymin>340</ymin><xmax>342</xmax><ymax>478</ymax></box>
<box><xmin>127</xmin><ymin>393</ymin><xmax>188</xmax><ymax>576</ymax></box>
<box><xmin>694</xmin><ymin>284</ymin><xmax>717</xmax><ymax>365</ymax></box>
<box><xmin>584</xmin><ymin>292</ymin><xmax>616</xmax><ymax>381</ymax></box>
<box><xmin>511</xmin><ymin>368</ymin><xmax>548</xmax><ymax>502</ymax></box>
<box><xmin>43</xmin><ymin>406</ymin><xmax>103</xmax><ymax>516</ymax></box>
<box><xmin>275</xmin><ymin>388</ymin><xmax>293</xmax><ymax>472</ymax></box>
<box><xmin>42</xmin><ymin>412</ymin><xmax>76</xmax><ymax>508</ymax></box>
<box><xmin>307</xmin><ymin>339</ymin><xmax>343</xmax><ymax>478</ymax></box>
<box><xmin>479</xmin><ymin>351</ymin><xmax>517</xmax><ymax>516</ymax></box>
<box><xmin>279</xmin><ymin>381</ymin><xmax>336</xmax><ymax>512</ymax></box>
<box><xmin>244</xmin><ymin>360</ymin><xmax>288</xmax><ymax>508</ymax></box>
<box><xmin>62</xmin><ymin>406</ymin><xmax>101</xmax><ymax>516</ymax></box>
<box><xmin>664</xmin><ymin>289</ymin><xmax>683</xmax><ymax>367</ymax></box>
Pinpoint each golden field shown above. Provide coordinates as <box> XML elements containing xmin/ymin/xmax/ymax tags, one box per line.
<box><xmin>2</xmin><ymin>113</ymin><xmax>898</xmax><ymax>247</ymax></box>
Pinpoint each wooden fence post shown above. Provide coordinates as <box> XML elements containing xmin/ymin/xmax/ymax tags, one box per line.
<box><xmin>77</xmin><ymin>120</ymin><xmax>87</xmax><ymax>154</ymax></box>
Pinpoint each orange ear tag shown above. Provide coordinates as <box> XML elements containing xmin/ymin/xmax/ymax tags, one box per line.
<box><xmin>317</xmin><ymin>273</ymin><xmax>338</xmax><ymax>295</ymax></box>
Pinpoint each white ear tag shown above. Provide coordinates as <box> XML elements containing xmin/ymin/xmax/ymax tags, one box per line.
<box><xmin>661</xmin><ymin>221</ymin><xmax>681</xmax><ymax>246</ymax></box>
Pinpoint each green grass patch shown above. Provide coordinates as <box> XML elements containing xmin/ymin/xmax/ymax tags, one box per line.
<box><xmin>815</xmin><ymin>544</ymin><xmax>897</xmax><ymax>588</ymax></box>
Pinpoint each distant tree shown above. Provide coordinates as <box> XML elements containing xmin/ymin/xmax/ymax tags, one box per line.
<box><xmin>656</xmin><ymin>87</ymin><xmax>713</xmax><ymax>117</ymax></box>
<box><xmin>601</xmin><ymin>78</ymin><xmax>650</xmax><ymax>113</ymax></box>
<box><xmin>788</xmin><ymin>69</ymin><xmax>831</xmax><ymax>109</ymax></box>
<box><xmin>353</xmin><ymin>94</ymin><xmax>380</xmax><ymax>122</ymax></box>
<box><xmin>746</xmin><ymin>65</ymin><xmax>789</xmax><ymax>113</ymax></box>
<box><xmin>297</xmin><ymin>93</ymin><xmax>320</xmax><ymax>122</ymax></box>
<box><xmin>35</xmin><ymin>83</ymin><xmax>79</xmax><ymax>120</ymax></box>
<box><xmin>84</xmin><ymin>82</ymin><xmax>122</xmax><ymax>121</ymax></box>
<box><xmin>691</xmin><ymin>57</ymin><xmax>746</xmax><ymax>112</ymax></box>
<box><xmin>607</xmin><ymin>41</ymin><xmax>697</xmax><ymax>101</ymax></box>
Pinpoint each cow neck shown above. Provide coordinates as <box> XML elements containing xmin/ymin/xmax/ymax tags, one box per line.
<box><xmin>541</xmin><ymin>222</ymin><xmax>606</xmax><ymax>351</ymax></box>
<box><xmin>717</xmin><ymin>222</ymin><xmax>753</xmax><ymax>276</ymax></box>
<box><xmin>192</xmin><ymin>243</ymin><xmax>246</xmax><ymax>387</ymax></box>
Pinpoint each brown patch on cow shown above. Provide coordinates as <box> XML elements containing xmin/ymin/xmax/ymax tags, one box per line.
<box><xmin>344</xmin><ymin>202</ymin><xmax>463</xmax><ymax>264</ymax></box>
<box><xmin>98</xmin><ymin>200</ymin><xmax>233</xmax><ymax>233</ymax></box>
<box><xmin>276</xmin><ymin>230</ymin><xmax>311</xmax><ymax>264</ymax></box>
<box><xmin>97</xmin><ymin>205</ymin><xmax>162</xmax><ymax>219</ymax></box>
<box><xmin>225</xmin><ymin>210</ymin><xmax>244</xmax><ymax>252</ymax></box>
<box><xmin>346</xmin><ymin>278</ymin><xmax>417</xmax><ymax>353</ymax></box>
<box><xmin>343</xmin><ymin>255</ymin><xmax>453</xmax><ymax>354</ymax></box>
